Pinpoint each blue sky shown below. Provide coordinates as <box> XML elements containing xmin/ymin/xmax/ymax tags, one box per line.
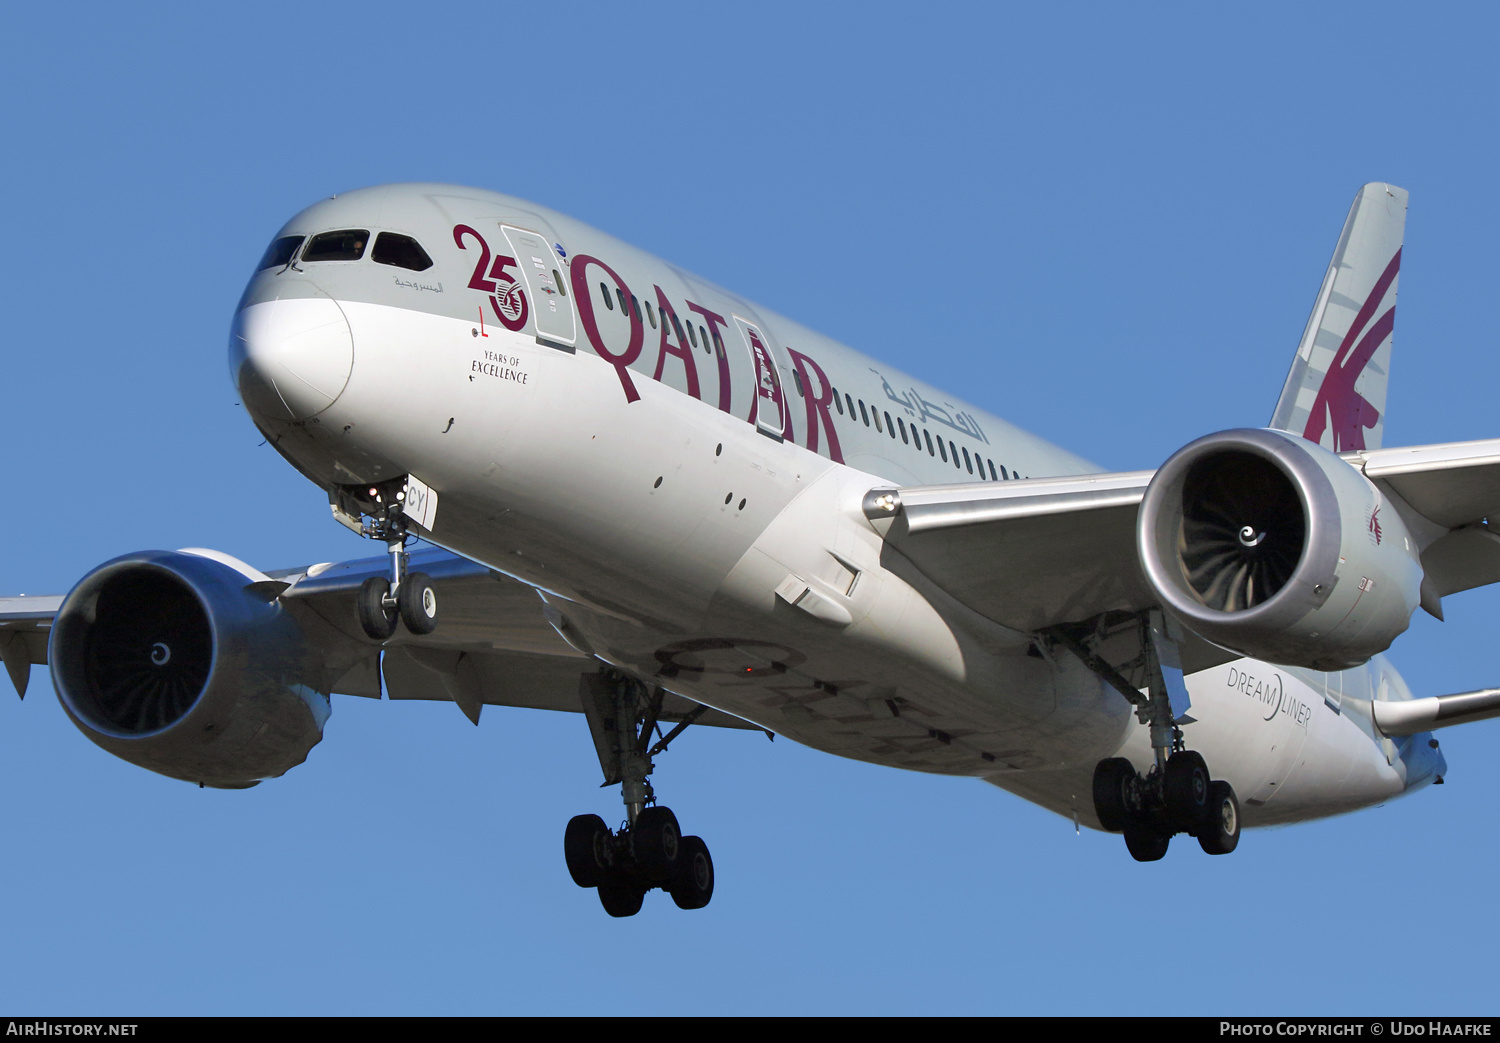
<box><xmin>2</xmin><ymin>2</ymin><xmax>1498</xmax><ymax>1015</ymax></box>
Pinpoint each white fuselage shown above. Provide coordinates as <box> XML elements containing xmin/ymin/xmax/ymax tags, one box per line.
<box><xmin>231</xmin><ymin>183</ymin><xmax>1442</xmax><ymax>831</ymax></box>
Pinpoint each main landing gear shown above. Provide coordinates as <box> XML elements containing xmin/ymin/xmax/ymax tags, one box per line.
<box><xmin>1092</xmin><ymin>753</ymin><xmax>1240</xmax><ymax>860</ymax></box>
<box><xmin>333</xmin><ymin>479</ymin><xmax>439</xmax><ymax>641</ymax></box>
<box><xmin>565</xmin><ymin>669</ymin><xmax>715</xmax><ymax>916</ymax></box>
<box><xmin>1052</xmin><ymin>611</ymin><xmax>1242</xmax><ymax>862</ymax></box>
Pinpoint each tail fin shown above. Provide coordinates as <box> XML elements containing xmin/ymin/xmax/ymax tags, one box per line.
<box><xmin>1269</xmin><ymin>182</ymin><xmax>1407</xmax><ymax>452</ymax></box>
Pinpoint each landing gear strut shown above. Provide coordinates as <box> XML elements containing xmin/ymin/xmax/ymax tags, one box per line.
<box><xmin>564</xmin><ymin>669</ymin><xmax>715</xmax><ymax>916</ymax></box>
<box><xmin>1054</xmin><ymin>611</ymin><xmax>1242</xmax><ymax>861</ymax></box>
<box><xmin>333</xmin><ymin>479</ymin><xmax>439</xmax><ymax>641</ymax></box>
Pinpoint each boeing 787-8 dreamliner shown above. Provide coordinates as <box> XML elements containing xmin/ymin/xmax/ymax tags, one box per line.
<box><xmin>9</xmin><ymin>181</ymin><xmax>1497</xmax><ymax>916</ymax></box>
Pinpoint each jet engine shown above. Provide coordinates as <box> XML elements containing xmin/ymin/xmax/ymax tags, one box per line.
<box><xmin>49</xmin><ymin>549</ymin><xmax>330</xmax><ymax>788</ymax></box>
<box><xmin>1138</xmin><ymin>428</ymin><xmax>1423</xmax><ymax>670</ymax></box>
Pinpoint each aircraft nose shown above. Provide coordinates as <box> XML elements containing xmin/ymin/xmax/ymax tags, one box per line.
<box><xmin>229</xmin><ymin>291</ymin><xmax>353</xmax><ymax>421</ymax></box>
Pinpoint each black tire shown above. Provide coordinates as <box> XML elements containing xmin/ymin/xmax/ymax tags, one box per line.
<box><xmin>1092</xmin><ymin>757</ymin><xmax>1137</xmax><ymax>832</ymax></box>
<box><xmin>398</xmin><ymin>572</ymin><xmax>438</xmax><ymax>635</ymax></box>
<box><xmin>1196</xmin><ymin>780</ymin><xmax>1241</xmax><ymax>855</ymax></box>
<box><xmin>669</xmin><ymin>836</ymin><xmax>714</xmax><ymax>910</ymax></box>
<box><xmin>632</xmin><ymin>806</ymin><xmax>681</xmax><ymax>882</ymax></box>
<box><xmin>597</xmin><ymin>877</ymin><xmax>646</xmax><ymax>918</ymax></box>
<box><xmin>564</xmin><ymin>814</ymin><xmax>611</xmax><ymax>888</ymax></box>
<box><xmin>1163</xmin><ymin>750</ymin><xmax>1211</xmax><ymax>833</ymax></box>
<box><xmin>1123</xmin><ymin>825</ymin><xmax>1170</xmax><ymax>862</ymax></box>
<box><xmin>357</xmin><ymin>576</ymin><xmax>397</xmax><ymax>640</ymax></box>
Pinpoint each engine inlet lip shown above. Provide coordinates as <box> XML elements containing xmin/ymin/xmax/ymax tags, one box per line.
<box><xmin>50</xmin><ymin>556</ymin><xmax>219</xmax><ymax>741</ymax></box>
<box><xmin>1138</xmin><ymin>428</ymin><xmax>1343</xmax><ymax>632</ymax></box>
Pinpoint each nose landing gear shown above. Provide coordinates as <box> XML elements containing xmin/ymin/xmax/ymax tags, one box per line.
<box><xmin>333</xmin><ymin>479</ymin><xmax>440</xmax><ymax>641</ymax></box>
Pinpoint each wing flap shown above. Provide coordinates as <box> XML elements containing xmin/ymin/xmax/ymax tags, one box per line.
<box><xmin>1419</xmin><ymin>525</ymin><xmax>1500</xmax><ymax>598</ymax></box>
<box><xmin>0</xmin><ymin>596</ymin><xmax>62</xmax><ymax>698</ymax></box>
<box><xmin>381</xmin><ymin>645</ymin><xmax>760</xmax><ymax>730</ymax></box>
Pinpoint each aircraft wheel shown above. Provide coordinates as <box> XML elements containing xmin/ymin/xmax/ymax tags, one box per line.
<box><xmin>632</xmin><ymin>806</ymin><xmax>681</xmax><ymax>882</ymax></box>
<box><xmin>597</xmin><ymin>875</ymin><xmax>646</xmax><ymax>918</ymax></box>
<box><xmin>564</xmin><ymin>814</ymin><xmax>611</xmax><ymax>888</ymax></box>
<box><xmin>1163</xmin><ymin>750</ymin><xmax>1211</xmax><ymax>832</ymax></box>
<box><xmin>357</xmin><ymin>577</ymin><xmax>397</xmax><ymax>640</ymax></box>
<box><xmin>1196</xmin><ymin>781</ymin><xmax>1241</xmax><ymax>855</ymax></box>
<box><xmin>1092</xmin><ymin>757</ymin><xmax>1136</xmax><ymax>832</ymax></box>
<box><xmin>1124</xmin><ymin>824</ymin><xmax>1170</xmax><ymax>862</ymax></box>
<box><xmin>398</xmin><ymin>572</ymin><xmax>438</xmax><ymax>635</ymax></box>
<box><xmin>669</xmin><ymin>836</ymin><xmax>714</xmax><ymax>910</ymax></box>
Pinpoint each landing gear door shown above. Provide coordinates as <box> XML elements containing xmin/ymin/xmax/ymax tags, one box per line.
<box><xmin>733</xmin><ymin>316</ymin><xmax>786</xmax><ymax>441</ymax></box>
<box><xmin>501</xmin><ymin>225</ymin><xmax>576</xmax><ymax>349</ymax></box>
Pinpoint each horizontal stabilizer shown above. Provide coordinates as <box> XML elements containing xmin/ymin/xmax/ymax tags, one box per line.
<box><xmin>1372</xmin><ymin>688</ymin><xmax>1500</xmax><ymax>736</ymax></box>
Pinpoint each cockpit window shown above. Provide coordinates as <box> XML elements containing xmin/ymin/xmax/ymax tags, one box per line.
<box><xmin>371</xmin><ymin>232</ymin><xmax>433</xmax><ymax>272</ymax></box>
<box><xmin>302</xmin><ymin>229</ymin><xmax>369</xmax><ymax>262</ymax></box>
<box><xmin>256</xmin><ymin>235</ymin><xmax>304</xmax><ymax>271</ymax></box>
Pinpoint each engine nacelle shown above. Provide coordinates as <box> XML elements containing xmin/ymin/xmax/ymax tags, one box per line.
<box><xmin>1138</xmin><ymin>428</ymin><xmax>1423</xmax><ymax>670</ymax></box>
<box><xmin>50</xmin><ymin>549</ymin><xmax>330</xmax><ymax>788</ymax></box>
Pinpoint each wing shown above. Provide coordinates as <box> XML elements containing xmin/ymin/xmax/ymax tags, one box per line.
<box><xmin>3</xmin><ymin>546</ymin><xmax>758</xmax><ymax>732</ymax></box>
<box><xmin>865</xmin><ymin>470</ymin><xmax>1156</xmax><ymax>633</ymax></box>
<box><xmin>864</xmin><ymin>436</ymin><xmax>1500</xmax><ymax>667</ymax></box>
<box><xmin>0</xmin><ymin>595</ymin><xmax>63</xmax><ymax>698</ymax></box>
<box><xmin>864</xmin><ymin>471</ymin><xmax>1237</xmax><ymax>676</ymax></box>
<box><xmin>1353</xmin><ymin>438</ymin><xmax>1500</xmax><ymax>601</ymax></box>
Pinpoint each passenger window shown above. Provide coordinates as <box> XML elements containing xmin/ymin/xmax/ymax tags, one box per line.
<box><xmin>845</xmin><ymin>393</ymin><xmax>856</xmax><ymax>418</ymax></box>
<box><xmin>645</xmin><ymin>299</ymin><xmax>657</xmax><ymax>328</ymax></box>
<box><xmin>616</xmin><ymin>287</ymin><xmax>629</xmax><ymax>313</ymax></box>
<box><xmin>963</xmin><ymin>446</ymin><xmax>974</xmax><ymax>474</ymax></box>
<box><xmin>671</xmin><ymin>312</ymin><xmax>687</xmax><ymax>343</ymax></box>
<box><xmin>898</xmin><ymin>417</ymin><xmax>909</xmax><ymax>444</ymax></box>
<box><xmin>793</xmin><ymin>368</ymin><xmax>805</xmax><ymax>397</ymax></box>
<box><xmin>710</xmin><ymin>329</ymin><xmax>721</xmax><ymax>357</ymax></box>
<box><xmin>630</xmin><ymin>294</ymin><xmax>641</xmax><ymax>320</ymax></box>
<box><xmin>950</xmin><ymin>441</ymin><xmax>960</xmax><ymax>468</ymax></box>
<box><xmin>553</xmin><ymin>270</ymin><xmax>567</xmax><ymax>297</ymax></box>
<box><xmin>924</xmin><ymin>429</ymin><xmax>935</xmax><ymax>456</ymax></box>
<box><xmin>988</xmin><ymin>459</ymin><xmax>998</xmax><ymax>481</ymax></box>
<box><xmin>601</xmin><ymin>283</ymin><xmax>614</xmax><ymax>310</ymax></box>
<box><xmin>687</xmin><ymin>322</ymin><xmax>698</xmax><ymax>347</ymax></box>
<box><xmin>833</xmin><ymin>388</ymin><xmax>844</xmax><ymax>415</ymax></box>
<box><xmin>884</xmin><ymin>411</ymin><xmax>896</xmax><ymax>438</ymax></box>
<box><xmin>371</xmin><ymin>232</ymin><xmax>434</xmax><ymax>272</ymax></box>
<box><xmin>859</xmin><ymin>400</ymin><xmax>870</xmax><ymax>426</ymax></box>
<box><xmin>302</xmin><ymin>229</ymin><xmax>369</xmax><ymax>262</ymax></box>
<box><xmin>256</xmin><ymin>235</ymin><xmax>304</xmax><ymax>271</ymax></box>
<box><xmin>938</xmin><ymin>437</ymin><xmax>948</xmax><ymax>463</ymax></box>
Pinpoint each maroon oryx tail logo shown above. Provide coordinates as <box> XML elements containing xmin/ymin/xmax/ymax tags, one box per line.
<box><xmin>1303</xmin><ymin>249</ymin><xmax>1401</xmax><ymax>452</ymax></box>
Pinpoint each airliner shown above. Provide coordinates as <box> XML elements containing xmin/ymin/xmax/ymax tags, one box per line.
<box><xmin>8</xmin><ymin>181</ymin><xmax>1500</xmax><ymax>916</ymax></box>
